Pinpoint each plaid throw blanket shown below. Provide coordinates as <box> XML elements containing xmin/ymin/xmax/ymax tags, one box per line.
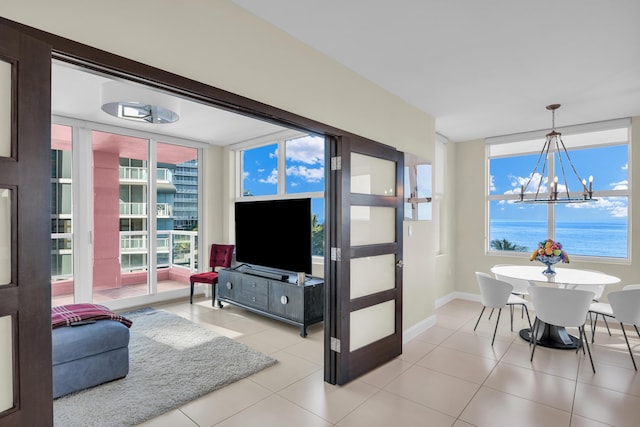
<box><xmin>51</xmin><ymin>303</ymin><xmax>133</xmax><ymax>329</ymax></box>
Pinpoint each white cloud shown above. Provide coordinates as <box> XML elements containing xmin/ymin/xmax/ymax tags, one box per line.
<box><xmin>258</xmin><ymin>168</ymin><xmax>278</xmax><ymax>184</ymax></box>
<box><xmin>566</xmin><ymin>196</ymin><xmax>628</xmax><ymax>218</ymax></box>
<box><xmin>610</xmin><ymin>180</ymin><xmax>628</xmax><ymax>190</ymax></box>
<box><xmin>622</xmin><ymin>163</ymin><xmax>628</xmax><ymax>170</ymax></box>
<box><xmin>504</xmin><ymin>173</ymin><xmax>548</xmax><ymax>196</ymax></box>
<box><xmin>286</xmin><ymin>136</ymin><xmax>324</xmax><ymax>165</ymax></box>
<box><xmin>286</xmin><ymin>165</ymin><xmax>324</xmax><ymax>183</ymax></box>
<box><xmin>268</xmin><ymin>148</ymin><xmax>277</xmax><ymax>159</ymax></box>
<box><xmin>610</xmin><ymin>206</ymin><xmax>628</xmax><ymax>217</ymax></box>
<box><xmin>489</xmin><ymin>175</ymin><xmax>495</xmax><ymax>192</ymax></box>
<box><xmin>243</xmin><ymin>171</ymin><xmax>249</xmax><ymax>179</ymax></box>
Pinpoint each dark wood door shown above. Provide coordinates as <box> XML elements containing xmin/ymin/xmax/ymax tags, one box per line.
<box><xmin>325</xmin><ymin>134</ymin><xmax>404</xmax><ymax>385</ymax></box>
<box><xmin>0</xmin><ymin>19</ymin><xmax>53</xmax><ymax>426</ymax></box>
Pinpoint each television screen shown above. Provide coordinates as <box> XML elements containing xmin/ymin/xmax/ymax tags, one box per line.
<box><xmin>234</xmin><ymin>198</ymin><xmax>312</xmax><ymax>274</ymax></box>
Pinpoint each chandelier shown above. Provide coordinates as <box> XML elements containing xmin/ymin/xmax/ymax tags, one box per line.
<box><xmin>517</xmin><ymin>104</ymin><xmax>596</xmax><ymax>203</ymax></box>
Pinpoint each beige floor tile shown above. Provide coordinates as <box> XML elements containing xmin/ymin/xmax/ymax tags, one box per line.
<box><xmin>178</xmin><ymin>379</ymin><xmax>272</xmax><ymax>426</ymax></box>
<box><xmin>500</xmin><ymin>339</ymin><xmax>582</xmax><ymax>380</ymax></box>
<box><xmin>278</xmin><ymin>370</ymin><xmax>379</xmax><ymax>423</ymax></box>
<box><xmin>435</xmin><ymin>299</ymin><xmax>481</xmax><ymax>319</ymax></box>
<box><xmin>569</xmin><ymin>414</ymin><xmax>614</xmax><ymax>427</ymax></box>
<box><xmin>247</xmin><ymin>350</ymin><xmax>322</xmax><ymax>392</ymax></box>
<box><xmin>461</xmin><ymin>307</ymin><xmax>532</xmax><ymax>342</ymax></box>
<box><xmin>336</xmin><ymin>389</ymin><xmax>456</xmax><ymax>427</ymax></box>
<box><xmin>435</xmin><ymin>312</ymin><xmax>469</xmax><ymax>330</ymax></box>
<box><xmin>577</xmin><ymin>356</ymin><xmax>640</xmax><ymax>397</ymax></box>
<box><xmin>282</xmin><ymin>335</ymin><xmax>325</xmax><ymax>365</ymax></box>
<box><xmin>412</xmin><ymin>324</ymin><xmax>457</xmax><ymax>345</ymax></box>
<box><xmin>399</xmin><ymin>338</ymin><xmax>437</xmax><ymax>364</ymax></box>
<box><xmin>484</xmin><ymin>361</ymin><xmax>576</xmax><ymax>412</ymax></box>
<box><xmin>137</xmin><ymin>409</ymin><xmax>198</xmax><ymax>427</ymax></box>
<box><xmin>384</xmin><ymin>365</ymin><xmax>479</xmax><ymax>417</ymax></box>
<box><xmin>588</xmin><ymin>337</ymin><xmax>640</xmax><ymax>371</ymax></box>
<box><xmin>358</xmin><ymin>357</ymin><xmax>414</xmax><ymax>388</ymax></box>
<box><xmin>573</xmin><ymin>382</ymin><xmax>640</xmax><ymax>427</ymax></box>
<box><xmin>215</xmin><ymin>394</ymin><xmax>332</xmax><ymax>427</ymax></box>
<box><xmin>439</xmin><ymin>329</ymin><xmax>512</xmax><ymax>360</ymax></box>
<box><xmin>460</xmin><ymin>386</ymin><xmax>571</xmax><ymax>427</ymax></box>
<box><xmin>415</xmin><ymin>345</ymin><xmax>498</xmax><ymax>384</ymax></box>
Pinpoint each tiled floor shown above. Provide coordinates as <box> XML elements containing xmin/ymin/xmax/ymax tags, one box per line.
<box><xmin>139</xmin><ymin>297</ymin><xmax>640</xmax><ymax>427</ymax></box>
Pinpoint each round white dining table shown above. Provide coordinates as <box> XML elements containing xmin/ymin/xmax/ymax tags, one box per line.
<box><xmin>490</xmin><ymin>264</ymin><xmax>621</xmax><ymax>349</ymax></box>
<box><xmin>490</xmin><ymin>265</ymin><xmax>621</xmax><ymax>287</ymax></box>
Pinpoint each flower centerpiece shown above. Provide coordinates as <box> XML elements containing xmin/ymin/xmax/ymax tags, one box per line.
<box><xmin>529</xmin><ymin>238</ymin><xmax>570</xmax><ymax>276</ymax></box>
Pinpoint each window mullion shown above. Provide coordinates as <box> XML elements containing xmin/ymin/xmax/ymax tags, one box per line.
<box><xmin>278</xmin><ymin>141</ymin><xmax>286</xmax><ymax>195</ymax></box>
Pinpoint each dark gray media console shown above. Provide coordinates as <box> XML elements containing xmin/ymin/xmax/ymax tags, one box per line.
<box><xmin>217</xmin><ymin>266</ymin><xmax>324</xmax><ymax>337</ymax></box>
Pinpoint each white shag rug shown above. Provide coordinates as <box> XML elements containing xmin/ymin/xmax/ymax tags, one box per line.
<box><xmin>53</xmin><ymin>308</ymin><xmax>277</xmax><ymax>427</ymax></box>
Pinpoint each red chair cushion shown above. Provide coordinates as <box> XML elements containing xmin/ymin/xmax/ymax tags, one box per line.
<box><xmin>189</xmin><ymin>271</ymin><xmax>219</xmax><ymax>285</ymax></box>
<box><xmin>209</xmin><ymin>244</ymin><xmax>234</xmax><ymax>269</ymax></box>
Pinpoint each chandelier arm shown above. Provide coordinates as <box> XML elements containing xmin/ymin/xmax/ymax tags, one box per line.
<box><xmin>537</xmin><ymin>148</ymin><xmax>548</xmax><ymax>200</ymax></box>
<box><xmin>520</xmin><ymin>139</ymin><xmax>549</xmax><ymax>201</ymax></box>
<box><xmin>557</xmin><ymin>136</ymin><xmax>588</xmax><ymax>190</ymax></box>
<box><xmin>554</xmin><ymin>137</ymin><xmax>572</xmax><ymax>199</ymax></box>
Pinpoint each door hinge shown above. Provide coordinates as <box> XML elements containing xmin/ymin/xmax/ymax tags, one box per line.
<box><xmin>331</xmin><ymin>156</ymin><xmax>341</xmax><ymax>171</ymax></box>
<box><xmin>330</xmin><ymin>247</ymin><xmax>341</xmax><ymax>261</ymax></box>
<box><xmin>331</xmin><ymin>337</ymin><xmax>341</xmax><ymax>353</ymax></box>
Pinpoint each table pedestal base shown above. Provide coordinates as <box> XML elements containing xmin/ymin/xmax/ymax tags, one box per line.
<box><xmin>519</xmin><ymin>322</ymin><xmax>581</xmax><ymax>350</ymax></box>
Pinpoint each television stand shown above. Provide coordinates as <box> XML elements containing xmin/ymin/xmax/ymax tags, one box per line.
<box><xmin>217</xmin><ymin>266</ymin><xmax>324</xmax><ymax>337</ymax></box>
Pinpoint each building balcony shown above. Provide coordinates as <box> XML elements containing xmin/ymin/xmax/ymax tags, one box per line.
<box><xmin>120</xmin><ymin>202</ymin><xmax>173</xmax><ymax>218</ymax></box>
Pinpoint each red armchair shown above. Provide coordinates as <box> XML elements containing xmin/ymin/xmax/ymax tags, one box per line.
<box><xmin>190</xmin><ymin>244</ymin><xmax>234</xmax><ymax>307</ymax></box>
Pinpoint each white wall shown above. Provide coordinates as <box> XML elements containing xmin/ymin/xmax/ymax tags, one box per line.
<box><xmin>0</xmin><ymin>1</ymin><xmax>448</xmax><ymax>336</ymax></box>
<box><xmin>454</xmin><ymin>116</ymin><xmax>640</xmax><ymax>298</ymax></box>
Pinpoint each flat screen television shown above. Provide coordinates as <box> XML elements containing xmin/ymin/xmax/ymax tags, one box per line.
<box><xmin>234</xmin><ymin>198</ymin><xmax>312</xmax><ymax>275</ymax></box>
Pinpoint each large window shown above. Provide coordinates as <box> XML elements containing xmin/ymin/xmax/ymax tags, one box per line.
<box><xmin>487</xmin><ymin>119</ymin><xmax>630</xmax><ymax>260</ymax></box>
<box><xmin>240</xmin><ymin>134</ymin><xmax>325</xmax><ymax>256</ymax></box>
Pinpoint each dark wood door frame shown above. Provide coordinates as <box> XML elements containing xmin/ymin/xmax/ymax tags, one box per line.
<box><xmin>0</xmin><ymin>20</ymin><xmax>53</xmax><ymax>425</ymax></box>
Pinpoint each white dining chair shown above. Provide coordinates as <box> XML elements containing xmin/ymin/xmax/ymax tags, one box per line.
<box><xmin>529</xmin><ymin>286</ymin><xmax>596</xmax><ymax>373</ymax></box>
<box><xmin>572</xmin><ymin>270</ymin><xmax>610</xmax><ymax>339</ymax></box>
<box><xmin>605</xmin><ymin>288</ymin><xmax>640</xmax><ymax>371</ymax></box>
<box><xmin>588</xmin><ymin>284</ymin><xmax>640</xmax><ymax>343</ymax></box>
<box><xmin>474</xmin><ymin>272</ymin><xmax>531</xmax><ymax>346</ymax></box>
<box><xmin>493</xmin><ymin>264</ymin><xmax>536</xmax><ymax>321</ymax></box>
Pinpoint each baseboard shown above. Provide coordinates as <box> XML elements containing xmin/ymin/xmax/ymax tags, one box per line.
<box><xmin>403</xmin><ymin>314</ymin><xmax>436</xmax><ymax>344</ymax></box>
<box><xmin>403</xmin><ymin>290</ymin><xmax>533</xmax><ymax>344</ymax></box>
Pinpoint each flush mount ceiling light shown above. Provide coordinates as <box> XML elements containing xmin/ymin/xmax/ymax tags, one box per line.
<box><xmin>101</xmin><ymin>81</ymin><xmax>180</xmax><ymax>124</ymax></box>
<box><xmin>517</xmin><ymin>104</ymin><xmax>596</xmax><ymax>204</ymax></box>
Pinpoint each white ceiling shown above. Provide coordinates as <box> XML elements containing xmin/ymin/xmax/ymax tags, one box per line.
<box><xmin>53</xmin><ymin>1</ymin><xmax>640</xmax><ymax>144</ymax></box>
<box><xmin>51</xmin><ymin>62</ymin><xmax>291</xmax><ymax>146</ymax></box>
<box><xmin>232</xmin><ymin>0</ymin><xmax>640</xmax><ymax>142</ymax></box>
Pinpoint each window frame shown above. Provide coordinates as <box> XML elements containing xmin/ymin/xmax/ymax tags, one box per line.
<box><xmin>233</xmin><ymin>131</ymin><xmax>325</xmax><ymax>259</ymax></box>
<box><xmin>486</xmin><ymin>118</ymin><xmax>631</xmax><ymax>263</ymax></box>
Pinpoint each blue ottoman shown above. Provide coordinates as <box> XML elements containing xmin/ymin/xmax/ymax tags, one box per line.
<box><xmin>52</xmin><ymin>320</ymin><xmax>130</xmax><ymax>398</ymax></box>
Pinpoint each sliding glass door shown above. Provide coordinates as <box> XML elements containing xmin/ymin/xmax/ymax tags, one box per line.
<box><xmin>51</xmin><ymin>121</ymin><xmax>201</xmax><ymax>307</ymax></box>
<box><xmin>155</xmin><ymin>142</ymin><xmax>199</xmax><ymax>293</ymax></box>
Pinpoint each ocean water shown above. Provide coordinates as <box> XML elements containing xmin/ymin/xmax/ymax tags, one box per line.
<box><xmin>490</xmin><ymin>221</ymin><xmax>628</xmax><ymax>258</ymax></box>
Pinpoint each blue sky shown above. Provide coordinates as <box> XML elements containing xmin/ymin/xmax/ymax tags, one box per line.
<box><xmin>242</xmin><ymin>135</ymin><xmax>325</xmax><ymax>221</ymax></box>
<box><xmin>490</xmin><ymin>144</ymin><xmax>628</xmax><ymax>222</ymax></box>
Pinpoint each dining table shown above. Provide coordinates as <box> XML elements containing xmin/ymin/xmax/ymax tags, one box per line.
<box><xmin>490</xmin><ymin>264</ymin><xmax>621</xmax><ymax>349</ymax></box>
